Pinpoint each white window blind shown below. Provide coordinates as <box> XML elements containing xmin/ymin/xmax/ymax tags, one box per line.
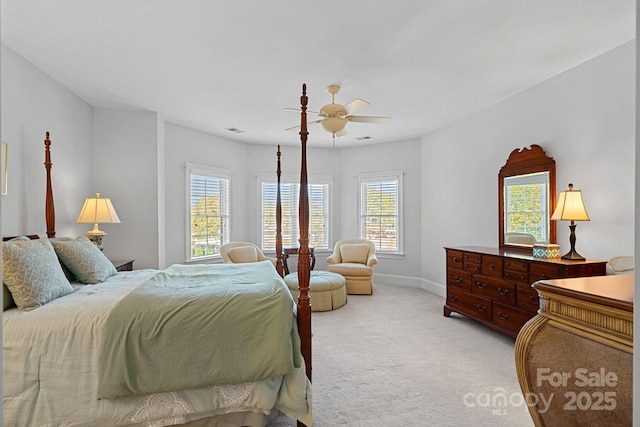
<box><xmin>359</xmin><ymin>171</ymin><xmax>403</xmax><ymax>253</ymax></box>
<box><xmin>186</xmin><ymin>164</ymin><xmax>231</xmax><ymax>261</ymax></box>
<box><xmin>260</xmin><ymin>175</ymin><xmax>330</xmax><ymax>251</ymax></box>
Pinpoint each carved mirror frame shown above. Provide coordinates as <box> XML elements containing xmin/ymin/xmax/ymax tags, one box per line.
<box><xmin>499</xmin><ymin>144</ymin><xmax>556</xmax><ymax>251</ymax></box>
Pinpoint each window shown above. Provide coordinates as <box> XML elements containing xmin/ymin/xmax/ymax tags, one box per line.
<box><xmin>503</xmin><ymin>171</ymin><xmax>549</xmax><ymax>243</ymax></box>
<box><xmin>259</xmin><ymin>174</ymin><xmax>331</xmax><ymax>251</ymax></box>
<box><xmin>358</xmin><ymin>171</ymin><xmax>403</xmax><ymax>253</ymax></box>
<box><xmin>186</xmin><ymin>164</ymin><xmax>231</xmax><ymax>261</ymax></box>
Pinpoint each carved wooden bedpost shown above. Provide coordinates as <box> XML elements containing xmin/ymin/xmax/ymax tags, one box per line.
<box><xmin>297</xmin><ymin>84</ymin><xmax>312</xmax><ymax>387</ymax></box>
<box><xmin>44</xmin><ymin>132</ymin><xmax>56</xmax><ymax>238</ymax></box>
<box><xmin>275</xmin><ymin>145</ymin><xmax>285</xmax><ymax>277</ymax></box>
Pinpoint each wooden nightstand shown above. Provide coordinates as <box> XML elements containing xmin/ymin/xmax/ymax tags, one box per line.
<box><xmin>110</xmin><ymin>259</ymin><xmax>134</xmax><ymax>272</ymax></box>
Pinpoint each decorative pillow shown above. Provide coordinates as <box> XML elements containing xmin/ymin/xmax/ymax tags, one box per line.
<box><xmin>227</xmin><ymin>246</ymin><xmax>259</xmax><ymax>263</ymax></box>
<box><xmin>2</xmin><ymin>238</ymin><xmax>74</xmax><ymax>311</ymax></box>
<box><xmin>3</xmin><ymin>236</ymin><xmax>30</xmax><ymax>310</ymax></box>
<box><xmin>48</xmin><ymin>237</ymin><xmax>78</xmax><ymax>281</ymax></box>
<box><xmin>340</xmin><ymin>243</ymin><xmax>370</xmax><ymax>264</ymax></box>
<box><xmin>52</xmin><ymin>236</ymin><xmax>117</xmax><ymax>284</ymax></box>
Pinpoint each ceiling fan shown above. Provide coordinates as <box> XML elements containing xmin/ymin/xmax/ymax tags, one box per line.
<box><xmin>285</xmin><ymin>85</ymin><xmax>391</xmax><ymax>140</ymax></box>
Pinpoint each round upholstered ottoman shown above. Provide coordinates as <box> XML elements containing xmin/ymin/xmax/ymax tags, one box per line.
<box><xmin>284</xmin><ymin>271</ymin><xmax>347</xmax><ymax>312</ymax></box>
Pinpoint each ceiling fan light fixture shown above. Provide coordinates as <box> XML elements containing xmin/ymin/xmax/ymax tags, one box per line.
<box><xmin>321</xmin><ymin>117</ymin><xmax>347</xmax><ymax>134</ymax></box>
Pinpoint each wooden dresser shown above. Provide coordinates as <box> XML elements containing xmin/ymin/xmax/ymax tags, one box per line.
<box><xmin>515</xmin><ymin>274</ymin><xmax>632</xmax><ymax>426</ymax></box>
<box><xmin>443</xmin><ymin>246</ymin><xmax>607</xmax><ymax>337</ymax></box>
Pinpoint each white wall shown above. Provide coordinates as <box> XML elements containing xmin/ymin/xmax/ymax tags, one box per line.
<box><xmin>340</xmin><ymin>138</ymin><xmax>424</xmax><ymax>287</ymax></box>
<box><xmin>421</xmin><ymin>41</ymin><xmax>636</xmax><ymax>297</ymax></box>
<box><xmin>93</xmin><ymin>109</ymin><xmax>161</xmax><ymax>269</ymax></box>
<box><xmin>164</xmin><ymin>122</ymin><xmax>250</xmax><ymax>267</ymax></box>
<box><xmin>0</xmin><ymin>44</ymin><xmax>94</xmax><ymax>238</ymax></box>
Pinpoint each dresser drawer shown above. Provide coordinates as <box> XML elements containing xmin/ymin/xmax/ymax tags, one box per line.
<box><xmin>472</xmin><ymin>275</ymin><xmax>515</xmax><ymax>306</ymax></box>
<box><xmin>463</xmin><ymin>252</ymin><xmax>482</xmax><ymax>264</ymax></box>
<box><xmin>447</xmin><ymin>268</ymin><xmax>472</xmax><ymax>292</ymax></box>
<box><xmin>530</xmin><ymin>264</ymin><xmax>563</xmax><ymax>281</ymax></box>
<box><xmin>503</xmin><ymin>269</ymin><xmax>529</xmax><ymax>285</ymax></box>
<box><xmin>463</xmin><ymin>262</ymin><xmax>482</xmax><ymax>274</ymax></box>
<box><xmin>516</xmin><ymin>284</ymin><xmax>540</xmax><ymax>313</ymax></box>
<box><xmin>492</xmin><ymin>302</ymin><xmax>534</xmax><ymax>336</ymax></box>
<box><xmin>447</xmin><ymin>250</ymin><xmax>463</xmax><ymax>270</ymax></box>
<box><xmin>503</xmin><ymin>258</ymin><xmax>528</xmax><ymax>273</ymax></box>
<box><xmin>481</xmin><ymin>255</ymin><xmax>503</xmax><ymax>278</ymax></box>
<box><xmin>447</xmin><ymin>287</ymin><xmax>492</xmax><ymax>322</ymax></box>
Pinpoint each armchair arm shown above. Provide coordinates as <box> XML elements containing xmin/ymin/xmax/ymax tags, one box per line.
<box><xmin>326</xmin><ymin>253</ymin><xmax>340</xmax><ymax>264</ymax></box>
<box><xmin>366</xmin><ymin>253</ymin><xmax>378</xmax><ymax>267</ymax></box>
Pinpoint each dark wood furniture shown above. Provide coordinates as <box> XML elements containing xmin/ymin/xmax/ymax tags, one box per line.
<box><xmin>443</xmin><ymin>245</ymin><xmax>606</xmax><ymax>337</ymax></box>
<box><xmin>515</xmin><ymin>275</ymin><xmax>632</xmax><ymax>426</ymax></box>
<box><xmin>283</xmin><ymin>244</ymin><xmax>315</xmax><ymax>276</ymax></box>
<box><xmin>110</xmin><ymin>259</ymin><xmax>134</xmax><ymax>272</ymax></box>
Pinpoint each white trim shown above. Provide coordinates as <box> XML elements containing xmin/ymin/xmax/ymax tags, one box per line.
<box><xmin>185</xmin><ymin>163</ymin><xmax>232</xmax><ymax>262</ymax></box>
<box><xmin>256</xmin><ymin>173</ymin><xmax>334</xmax><ymax>251</ymax></box>
<box><xmin>372</xmin><ymin>273</ymin><xmax>445</xmax><ymax>298</ymax></box>
<box><xmin>357</xmin><ymin>170</ymin><xmax>404</xmax><ymax>254</ymax></box>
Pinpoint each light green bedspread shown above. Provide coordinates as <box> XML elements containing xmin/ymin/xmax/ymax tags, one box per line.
<box><xmin>97</xmin><ymin>261</ymin><xmax>298</xmax><ymax>399</ymax></box>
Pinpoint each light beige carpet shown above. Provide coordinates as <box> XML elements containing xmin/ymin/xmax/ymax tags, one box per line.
<box><xmin>269</xmin><ymin>283</ymin><xmax>535</xmax><ymax>427</ymax></box>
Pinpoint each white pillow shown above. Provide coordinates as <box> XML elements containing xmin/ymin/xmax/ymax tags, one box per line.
<box><xmin>340</xmin><ymin>243</ymin><xmax>370</xmax><ymax>264</ymax></box>
<box><xmin>3</xmin><ymin>238</ymin><xmax>73</xmax><ymax>310</ymax></box>
<box><xmin>227</xmin><ymin>246</ymin><xmax>259</xmax><ymax>263</ymax></box>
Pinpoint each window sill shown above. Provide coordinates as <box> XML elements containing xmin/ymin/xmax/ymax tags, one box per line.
<box><xmin>376</xmin><ymin>252</ymin><xmax>405</xmax><ymax>260</ymax></box>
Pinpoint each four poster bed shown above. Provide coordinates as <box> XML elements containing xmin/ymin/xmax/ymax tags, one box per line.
<box><xmin>2</xmin><ymin>85</ymin><xmax>313</xmax><ymax>426</ymax></box>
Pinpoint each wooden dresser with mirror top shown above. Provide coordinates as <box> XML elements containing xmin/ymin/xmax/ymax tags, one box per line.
<box><xmin>443</xmin><ymin>246</ymin><xmax>607</xmax><ymax>337</ymax></box>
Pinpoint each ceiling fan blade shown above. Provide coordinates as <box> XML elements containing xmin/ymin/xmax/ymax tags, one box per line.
<box><xmin>284</xmin><ymin>119</ymin><xmax>322</xmax><ymax>131</ymax></box>
<box><xmin>346</xmin><ymin>115</ymin><xmax>391</xmax><ymax>124</ymax></box>
<box><xmin>283</xmin><ymin>107</ymin><xmax>321</xmax><ymax>116</ymax></box>
<box><xmin>343</xmin><ymin>98</ymin><xmax>369</xmax><ymax>115</ymax></box>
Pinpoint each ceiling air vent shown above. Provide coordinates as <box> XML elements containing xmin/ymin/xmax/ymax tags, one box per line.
<box><xmin>225</xmin><ymin>127</ymin><xmax>245</xmax><ymax>134</ymax></box>
<box><xmin>355</xmin><ymin>136</ymin><xmax>373</xmax><ymax>141</ymax></box>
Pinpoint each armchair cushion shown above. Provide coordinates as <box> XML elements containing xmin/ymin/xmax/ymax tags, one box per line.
<box><xmin>340</xmin><ymin>244</ymin><xmax>370</xmax><ymax>264</ymax></box>
<box><xmin>226</xmin><ymin>246</ymin><xmax>259</xmax><ymax>263</ymax></box>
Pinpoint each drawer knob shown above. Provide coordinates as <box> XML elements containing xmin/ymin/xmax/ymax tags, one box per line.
<box><xmin>476</xmin><ymin>304</ymin><xmax>487</xmax><ymax>313</ymax></box>
<box><xmin>455</xmin><ymin>276</ymin><xmax>463</xmax><ymax>283</ymax></box>
<box><xmin>498</xmin><ymin>312</ymin><xmax>509</xmax><ymax>321</ymax></box>
<box><xmin>528</xmin><ymin>295</ymin><xmax>539</xmax><ymax>305</ymax></box>
<box><xmin>498</xmin><ymin>287</ymin><xmax>510</xmax><ymax>296</ymax></box>
<box><xmin>450</xmin><ymin>295</ymin><xmax>458</xmax><ymax>302</ymax></box>
<box><xmin>489</xmin><ymin>264</ymin><xmax>495</xmax><ymax>270</ymax></box>
<box><xmin>475</xmin><ymin>281</ymin><xmax>487</xmax><ymax>290</ymax></box>
<box><xmin>452</xmin><ymin>257</ymin><xmax>458</xmax><ymax>262</ymax></box>
<box><xmin>540</xmin><ymin>274</ymin><xmax>548</xmax><ymax>280</ymax></box>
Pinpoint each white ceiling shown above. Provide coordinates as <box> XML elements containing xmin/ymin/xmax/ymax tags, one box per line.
<box><xmin>1</xmin><ymin>1</ymin><xmax>635</xmax><ymax>148</ymax></box>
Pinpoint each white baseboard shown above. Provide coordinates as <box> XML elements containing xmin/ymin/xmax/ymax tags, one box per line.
<box><xmin>373</xmin><ymin>273</ymin><xmax>445</xmax><ymax>298</ymax></box>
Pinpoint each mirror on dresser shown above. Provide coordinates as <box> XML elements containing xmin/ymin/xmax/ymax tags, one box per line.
<box><xmin>498</xmin><ymin>144</ymin><xmax>556</xmax><ymax>251</ymax></box>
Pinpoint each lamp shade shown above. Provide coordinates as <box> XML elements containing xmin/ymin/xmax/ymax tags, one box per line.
<box><xmin>551</xmin><ymin>184</ymin><xmax>590</xmax><ymax>222</ymax></box>
<box><xmin>76</xmin><ymin>192</ymin><xmax>121</xmax><ymax>227</ymax></box>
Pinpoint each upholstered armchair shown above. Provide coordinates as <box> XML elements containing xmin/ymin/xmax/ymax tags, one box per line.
<box><xmin>220</xmin><ymin>242</ymin><xmax>277</xmax><ymax>267</ymax></box>
<box><xmin>326</xmin><ymin>239</ymin><xmax>377</xmax><ymax>295</ymax></box>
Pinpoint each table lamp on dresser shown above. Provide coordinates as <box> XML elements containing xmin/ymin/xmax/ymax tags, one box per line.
<box><xmin>551</xmin><ymin>183</ymin><xmax>590</xmax><ymax>260</ymax></box>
